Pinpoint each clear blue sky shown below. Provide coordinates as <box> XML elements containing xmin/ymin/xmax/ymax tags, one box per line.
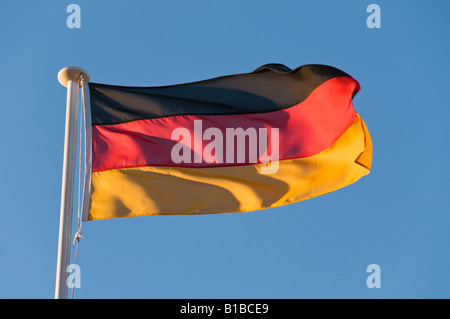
<box><xmin>1</xmin><ymin>0</ymin><xmax>449</xmax><ymax>299</ymax></box>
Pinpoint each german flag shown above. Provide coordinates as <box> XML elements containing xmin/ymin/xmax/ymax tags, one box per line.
<box><xmin>84</xmin><ymin>64</ymin><xmax>372</xmax><ymax>221</ymax></box>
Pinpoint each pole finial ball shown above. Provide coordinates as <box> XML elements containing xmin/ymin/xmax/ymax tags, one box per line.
<box><xmin>58</xmin><ymin>67</ymin><xmax>90</xmax><ymax>87</ymax></box>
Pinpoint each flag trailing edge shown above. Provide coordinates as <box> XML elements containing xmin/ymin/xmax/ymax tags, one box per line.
<box><xmin>81</xmin><ymin>64</ymin><xmax>372</xmax><ymax>221</ymax></box>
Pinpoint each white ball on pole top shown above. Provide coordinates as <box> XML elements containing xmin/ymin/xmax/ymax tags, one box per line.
<box><xmin>58</xmin><ymin>66</ymin><xmax>90</xmax><ymax>87</ymax></box>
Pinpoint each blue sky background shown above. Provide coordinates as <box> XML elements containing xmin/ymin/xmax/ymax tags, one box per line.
<box><xmin>1</xmin><ymin>0</ymin><xmax>449</xmax><ymax>299</ymax></box>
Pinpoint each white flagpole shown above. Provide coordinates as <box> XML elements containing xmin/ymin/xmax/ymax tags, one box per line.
<box><xmin>55</xmin><ymin>67</ymin><xmax>90</xmax><ymax>299</ymax></box>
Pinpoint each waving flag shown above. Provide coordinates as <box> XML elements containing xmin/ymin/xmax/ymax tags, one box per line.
<box><xmin>83</xmin><ymin>64</ymin><xmax>372</xmax><ymax>221</ymax></box>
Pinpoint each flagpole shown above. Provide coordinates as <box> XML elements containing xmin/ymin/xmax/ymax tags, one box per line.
<box><xmin>55</xmin><ymin>67</ymin><xmax>90</xmax><ymax>299</ymax></box>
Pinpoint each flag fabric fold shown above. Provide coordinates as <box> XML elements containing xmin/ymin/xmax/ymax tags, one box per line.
<box><xmin>84</xmin><ymin>64</ymin><xmax>372</xmax><ymax>221</ymax></box>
